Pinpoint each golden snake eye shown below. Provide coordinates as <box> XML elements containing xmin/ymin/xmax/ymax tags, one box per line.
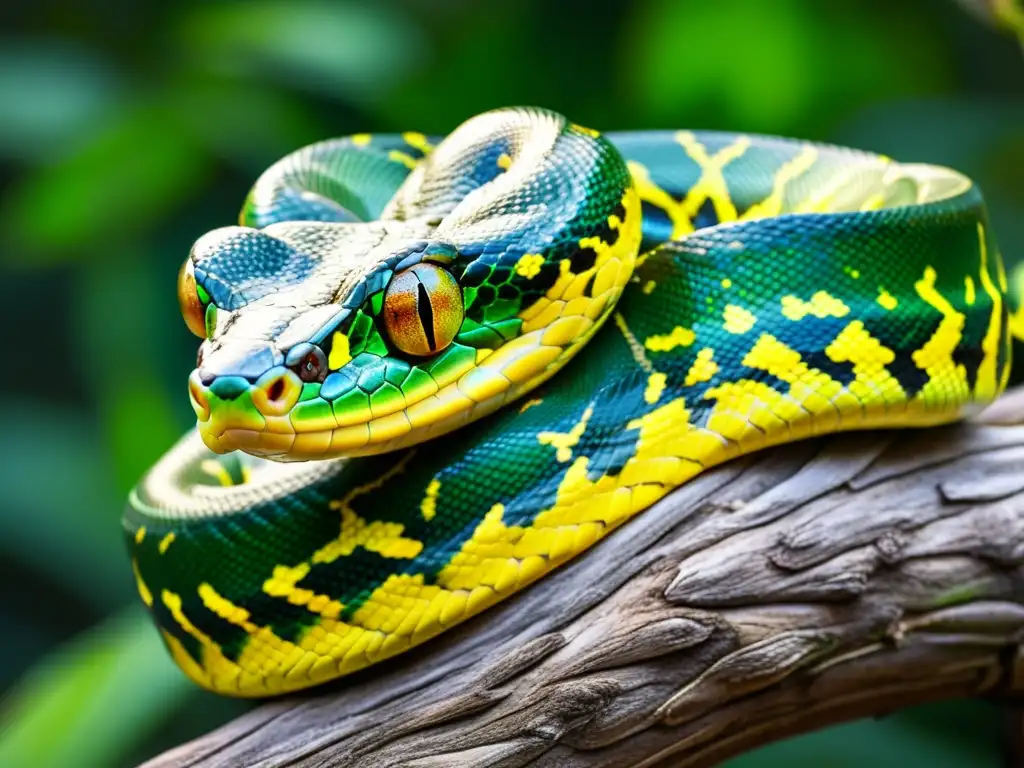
<box><xmin>178</xmin><ymin>259</ymin><xmax>207</xmax><ymax>338</ymax></box>
<box><xmin>382</xmin><ymin>263</ymin><xmax>464</xmax><ymax>357</ymax></box>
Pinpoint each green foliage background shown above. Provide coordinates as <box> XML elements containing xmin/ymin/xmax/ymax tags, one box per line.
<box><xmin>0</xmin><ymin>1</ymin><xmax>1020</xmax><ymax>765</ymax></box>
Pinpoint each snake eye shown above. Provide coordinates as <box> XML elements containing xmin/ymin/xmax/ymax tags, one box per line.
<box><xmin>178</xmin><ymin>260</ymin><xmax>208</xmax><ymax>338</ymax></box>
<box><xmin>286</xmin><ymin>342</ymin><xmax>328</xmax><ymax>383</ymax></box>
<box><xmin>382</xmin><ymin>263</ymin><xmax>464</xmax><ymax>357</ymax></box>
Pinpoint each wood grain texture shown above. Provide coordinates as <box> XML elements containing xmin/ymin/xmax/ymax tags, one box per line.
<box><xmin>143</xmin><ymin>390</ymin><xmax>1024</xmax><ymax>768</ymax></box>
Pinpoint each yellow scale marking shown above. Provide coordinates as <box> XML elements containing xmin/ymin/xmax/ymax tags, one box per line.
<box><xmin>420</xmin><ymin>478</ymin><xmax>441</xmax><ymax>521</ymax></box>
<box><xmin>538</xmin><ymin>406</ymin><xmax>594</xmax><ymax>462</ymax></box>
<box><xmin>685</xmin><ymin>348</ymin><xmax>718</xmax><ymax>386</ymax></box>
<box><xmin>739</xmin><ymin>146</ymin><xmax>818</xmax><ymax>220</ymax></box>
<box><xmin>200</xmin><ymin>459</ymin><xmax>236</xmax><ymax>487</ymax></box>
<box><xmin>158</xmin><ymin>532</ymin><xmax>176</xmax><ymax>555</ymax></box>
<box><xmin>781</xmin><ymin>291</ymin><xmax>851</xmax><ymax>321</ymax></box>
<box><xmin>384</xmin><ymin>133</ymin><xmax>434</xmax><ymax>171</ymax></box>
<box><xmin>877</xmin><ymin>290</ymin><xmax>898</xmax><ymax>311</ymax></box>
<box><xmin>519</xmin><ymin>398</ymin><xmax>543</xmax><ymax>413</ymax></box>
<box><xmin>263</xmin><ymin>564</ymin><xmax>345</xmax><ymax>620</ymax></box>
<box><xmin>401</xmin><ymin>132</ymin><xmax>433</xmax><ymax>154</ymax></box>
<box><xmin>825</xmin><ymin>322</ymin><xmax>906</xmax><ymax>410</ymax></box>
<box><xmin>168</xmin><ymin>184</ymin><xmax>648</xmax><ymax>695</ymax></box>
<box><xmin>644</xmin><ymin>372</ymin><xmax>667</xmax><ymax>404</ymax></box>
<box><xmin>328</xmin><ymin>331</ymin><xmax>352</xmax><ymax>370</ymax></box>
<box><xmin>644</xmin><ymin>326</ymin><xmax>695</xmax><ymax>352</ymax></box>
<box><xmin>626</xmin><ymin>132</ymin><xmax>774</xmax><ymax>239</ymax></box>
<box><xmin>388</xmin><ymin>150</ymin><xmax>418</xmax><ymax>170</ymax></box>
<box><xmin>911</xmin><ymin>266</ymin><xmax>970</xmax><ymax>409</ymax></box>
<box><xmin>132</xmin><ymin>560</ymin><xmax>152</xmax><ymax>607</ymax></box>
<box><xmin>723</xmin><ymin>305</ymin><xmax>757</xmax><ymax>334</ymax></box>
<box><xmin>514</xmin><ymin>253</ymin><xmax>545</xmax><ymax>279</ymax></box>
<box><xmin>975</xmin><ymin>224</ymin><xmax>1005</xmax><ymax>400</ymax></box>
<box><xmin>674</xmin><ymin>131</ymin><xmax>750</xmax><ymax>227</ymax></box>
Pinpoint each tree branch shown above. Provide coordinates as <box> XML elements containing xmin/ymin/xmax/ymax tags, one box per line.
<box><xmin>144</xmin><ymin>389</ymin><xmax>1024</xmax><ymax>768</ymax></box>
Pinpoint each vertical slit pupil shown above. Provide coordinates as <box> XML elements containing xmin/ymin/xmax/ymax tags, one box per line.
<box><xmin>416</xmin><ymin>280</ymin><xmax>436</xmax><ymax>351</ymax></box>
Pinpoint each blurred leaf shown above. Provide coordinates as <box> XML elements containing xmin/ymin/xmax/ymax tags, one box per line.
<box><xmin>75</xmin><ymin>257</ymin><xmax>193</xmax><ymax>493</ymax></box>
<box><xmin>836</xmin><ymin>99</ymin><xmax>1024</xmax><ymax>169</ymax></box>
<box><xmin>170</xmin><ymin>78</ymin><xmax>325</xmax><ymax>170</ymax></box>
<box><xmin>955</xmin><ymin>0</ymin><xmax>1024</xmax><ymax>41</ymax></box>
<box><xmin>0</xmin><ymin>617</ymin><xmax>76</xmax><ymax>699</ymax></box>
<box><xmin>0</xmin><ymin>406</ymin><xmax>131</xmax><ymax>606</ymax></box>
<box><xmin>0</xmin><ymin>608</ymin><xmax>193</xmax><ymax>768</ymax></box>
<box><xmin>623</xmin><ymin>0</ymin><xmax>950</xmax><ymax>135</ymax></box>
<box><xmin>0</xmin><ymin>40</ymin><xmax>123</xmax><ymax>160</ymax></box>
<box><xmin>980</xmin><ymin>130</ymin><xmax>1024</xmax><ymax>213</ymax></box>
<box><xmin>727</xmin><ymin>700</ymin><xmax>1001</xmax><ymax>767</ymax></box>
<box><xmin>179</xmin><ymin>0</ymin><xmax>427</xmax><ymax>106</ymax></box>
<box><xmin>375</xmin><ymin>3</ymin><xmax>539</xmax><ymax>131</ymax></box>
<box><xmin>106</xmin><ymin>379</ymin><xmax>185</xmax><ymax>494</ymax></box>
<box><xmin>1</xmin><ymin>104</ymin><xmax>208</xmax><ymax>263</ymax></box>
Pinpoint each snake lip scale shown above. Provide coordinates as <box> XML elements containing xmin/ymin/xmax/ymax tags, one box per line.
<box><xmin>125</xmin><ymin>106</ymin><xmax>1019</xmax><ymax>697</ymax></box>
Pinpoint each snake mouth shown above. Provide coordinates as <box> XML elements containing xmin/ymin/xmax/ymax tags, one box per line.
<box><xmin>189</xmin><ymin>359</ymin><xmax>494</xmax><ymax>460</ymax></box>
<box><xmin>194</xmin><ymin>375</ymin><xmax>505</xmax><ymax>460</ymax></box>
<box><xmin>190</xmin><ymin>318</ymin><xmax>597</xmax><ymax>460</ymax></box>
<box><xmin>196</xmin><ymin>405</ymin><xmax>479</xmax><ymax>461</ymax></box>
<box><xmin>199</xmin><ymin>425</ymin><xmax>327</xmax><ymax>461</ymax></box>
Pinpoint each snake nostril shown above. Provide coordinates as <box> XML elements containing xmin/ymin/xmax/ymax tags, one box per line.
<box><xmin>252</xmin><ymin>369</ymin><xmax>301</xmax><ymax>416</ymax></box>
<box><xmin>266</xmin><ymin>377</ymin><xmax>286</xmax><ymax>403</ymax></box>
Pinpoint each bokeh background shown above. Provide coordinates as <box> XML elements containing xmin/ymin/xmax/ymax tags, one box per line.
<box><xmin>0</xmin><ymin>1</ymin><xmax>1021</xmax><ymax>766</ymax></box>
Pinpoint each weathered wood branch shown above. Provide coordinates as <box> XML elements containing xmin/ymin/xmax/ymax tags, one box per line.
<box><xmin>144</xmin><ymin>389</ymin><xmax>1024</xmax><ymax>768</ymax></box>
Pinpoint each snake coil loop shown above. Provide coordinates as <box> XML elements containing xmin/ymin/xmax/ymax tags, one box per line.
<box><xmin>128</xmin><ymin>107</ymin><xmax>1016</xmax><ymax>697</ymax></box>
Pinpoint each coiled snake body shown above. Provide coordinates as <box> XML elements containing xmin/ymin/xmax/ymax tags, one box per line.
<box><xmin>125</xmin><ymin>107</ymin><xmax>1018</xmax><ymax>697</ymax></box>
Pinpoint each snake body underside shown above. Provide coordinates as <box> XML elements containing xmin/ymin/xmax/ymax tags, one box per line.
<box><xmin>125</xmin><ymin>108</ymin><xmax>1017</xmax><ymax>697</ymax></box>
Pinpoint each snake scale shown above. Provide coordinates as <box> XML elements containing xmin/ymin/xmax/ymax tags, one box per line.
<box><xmin>125</xmin><ymin>107</ymin><xmax>1020</xmax><ymax>697</ymax></box>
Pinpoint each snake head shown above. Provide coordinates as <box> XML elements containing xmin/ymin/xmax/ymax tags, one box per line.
<box><xmin>180</xmin><ymin>221</ymin><xmax>456</xmax><ymax>459</ymax></box>
<box><xmin>180</xmin><ymin>109</ymin><xmax>643</xmax><ymax>461</ymax></box>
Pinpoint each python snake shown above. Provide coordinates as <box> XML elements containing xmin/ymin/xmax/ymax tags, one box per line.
<box><xmin>125</xmin><ymin>107</ymin><xmax>1020</xmax><ymax>697</ymax></box>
